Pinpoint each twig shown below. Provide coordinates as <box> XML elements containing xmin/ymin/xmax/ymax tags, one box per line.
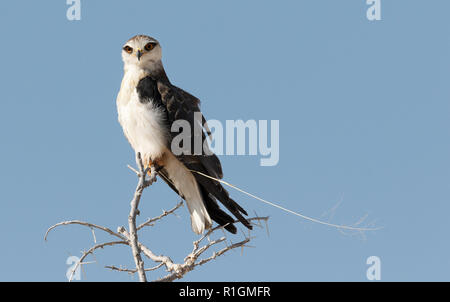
<box><xmin>195</xmin><ymin>237</ymin><xmax>251</xmax><ymax>267</ymax></box>
<box><xmin>192</xmin><ymin>216</ymin><xmax>269</xmax><ymax>252</ymax></box>
<box><xmin>157</xmin><ymin>236</ymin><xmax>251</xmax><ymax>282</ymax></box>
<box><xmin>45</xmin><ymin>220</ymin><xmax>126</xmax><ymax>241</ymax></box>
<box><xmin>68</xmin><ymin>241</ymin><xmax>128</xmax><ymax>282</ymax></box>
<box><xmin>117</xmin><ymin>227</ymin><xmax>181</xmax><ymax>273</ymax></box>
<box><xmin>105</xmin><ymin>263</ymin><xmax>164</xmax><ymax>274</ymax></box>
<box><xmin>48</xmin><ymin>215</ymin><xmax>268</xmax><ymax>281</ymax></box>
<box><xmin>118</xmin><ymin>216</ymin><xmax>269</xmax><ymax>282</ymax></box>
<box><xmin>137</xmin><ymin>201</ymin><xmax>184</xmax><ymax>230</ymax></box>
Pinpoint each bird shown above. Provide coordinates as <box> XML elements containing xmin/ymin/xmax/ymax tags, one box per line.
<box><xmin>116</xmin><ymin>35</ymin><xmax>252</xmax><ymax>234</ymax></box>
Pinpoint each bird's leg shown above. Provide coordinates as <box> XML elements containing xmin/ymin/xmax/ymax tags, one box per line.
<box><xmin>135</xmin><ymin>153</ymin><xmax>157</xmax><ymax>186</ymax></box>
<box><xmin>146</xmin><ymin>159</ymin><xmax>153</xmax><ymax>175</ymax></box>
<box><xmin>145</xmin><ymin>159</ymin><xmax>161</xmax><ymax>186</ymax></box>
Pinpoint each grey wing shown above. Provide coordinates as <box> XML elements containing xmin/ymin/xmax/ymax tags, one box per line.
<box><xmin>157</xmin><ymin>81</ymin><xmax>223</xmax><ymax>179</ymax></box>
<box><xmin>157</xmin><ymin>81</ymin><xmax>252</xmax><ymax>232</ymax></box>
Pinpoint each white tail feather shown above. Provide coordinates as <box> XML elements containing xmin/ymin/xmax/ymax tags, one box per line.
<box><xmin>163</xmin><ymin>154</ymin><xmax>212</xmax><ymax>234</ymax></box>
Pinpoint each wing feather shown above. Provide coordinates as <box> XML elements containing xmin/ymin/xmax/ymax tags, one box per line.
<box><xmin>156</xmin><ymin>80</ymin><xmax>252</xmax><ymax>232</ymax></box>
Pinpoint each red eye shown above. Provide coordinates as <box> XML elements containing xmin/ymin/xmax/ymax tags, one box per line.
<box><xmin>144</xmin><ymin>42</ymin><xmax>155</xmax><ymax>51</ymax></box>
<box><xmin>123</xmin><ymin>45</ymin><xmax>133</xmax><ymax>54</ymax></box>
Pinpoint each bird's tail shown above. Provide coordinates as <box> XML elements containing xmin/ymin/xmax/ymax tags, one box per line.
<box><xmin>184</xmin><ymin>162</ymin><xmax>253</xmax><ymax>233</ymax></box>
<box><xmin>161</xmin><ymin>153</ymin><xmax>212</xmax><ymax>234</ymax></box>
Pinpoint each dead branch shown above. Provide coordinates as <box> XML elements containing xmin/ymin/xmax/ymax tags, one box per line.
<box><xmin>68</xmin><ymin>241</ymin><xmax>128</xmax><ymax>282</ymax></box>
<box><xmin>137</xmin><ymin>201</ymin><xmax>183</xmax><ymax>230</ymax></box>
<box><xmin>127</xmin><ymin>153</ymin><xmax>149</xmax><ymax>282</ymax></box>
<box><xmin>105</xmin><ymin>263</ymin><xmax>164</xmax><ymax>274</ymax></box>
<box><xmin>45</xmin><ymin>220</ymin><xmax>125</xmax><ymax>242</ymax></box>
<box><xmin>45</xmin><ymin>152</ymin><xmax>268</xmax><ymax>282</ymax></box>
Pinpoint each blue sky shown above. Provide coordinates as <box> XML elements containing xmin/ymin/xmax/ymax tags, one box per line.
<box><xmin>0</xmin><ymin>0</ymin><xmax>449</xmax><ymax>281</ymax></box>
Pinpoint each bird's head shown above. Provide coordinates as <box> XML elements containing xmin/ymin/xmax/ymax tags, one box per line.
<box><xmin>121</xmin><ymin>35</ymin><xmax>162</xmax><ymax>71</ymax></box>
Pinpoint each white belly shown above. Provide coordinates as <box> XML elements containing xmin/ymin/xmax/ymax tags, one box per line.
<box><xmin>117</xmin><ymin>90</ymin><xmax>169</xmax><ymax>163</ymax></box>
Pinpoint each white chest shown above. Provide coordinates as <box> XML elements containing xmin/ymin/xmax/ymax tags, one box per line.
<box><xmin>117</xmin><ymin>71</ymin><xmax>169</xmax><ymax>161</ymax></box>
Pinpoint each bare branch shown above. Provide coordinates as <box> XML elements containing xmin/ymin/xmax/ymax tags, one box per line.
<box><xmin>137</xmin><ymin>201</ymin><xmax>184</xmax><ymax>230</ymax></box>
<box><xmin>45</xmin><ymin>220</ymin><xmax>126</xmax><ymax>241</ymax></box>
<box><xmin>127</xmin><ymin>152</ymin><xmax>149</xmax><ymax>282</ymax></box>
<box><xmin>105</xmin><ymin>263</ymin><xmax>164</xmax><ymax>274</ymax></box>
<box><xmin>156</xmin><ymin>235</ymin><xmax>251</xmax><ymax>282</ymax></box>
<box><xmin>48</xmin><ymin>215</ymin><xmax>268</xmax><ymax>281</ymax></box>
<box><xmin>192</xmin><ymin>216</ymin><xmax>269</xmax><ymax>252</ymax></box>
<box><xmin>118</xmin><ymin>227</ymin><xmax>181</xmax><ymax>273</ymax></box>
<box><xmin>153</xmin><ymin>217</ymin><xmax>269</xmax><ymax>282</ymax></box>
<box><xmin>195</xmin><ymin>237</ymin><xmax>251</xmax><ymax>267</ymax></box>
<box><xmin>45</xmin><ymin>154</ymin><xmax>269</xmax><ymax>282</ymax></box>
<box><xmin>68</xmin><ymin>241</ymin><xmax>128</xmax><ymax>282</ymax></box>
<box><xmin>127</xmin><ymin>165</ymin><xmax>140</xmax><ymax>176</ymax></box>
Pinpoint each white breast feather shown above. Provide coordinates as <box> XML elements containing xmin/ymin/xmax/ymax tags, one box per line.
<box><xmin>117</xmin><ymin>70</ymin><xmax>169</xmax><ymax>163</ymax></box>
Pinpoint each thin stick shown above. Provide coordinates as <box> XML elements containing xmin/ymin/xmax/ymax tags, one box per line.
<box><xmin>190</xmin><ymin>170</ymin><xmax>381</xmax><ymax>232</ymax></box>
<box><xmin>137</xmin><ymin>201</ymin><xmax>184</xmax><ymax>230</ymax></box>
<box><xmin>45</xmin><ymin>220</ymin><xmax>126</xmax><ymax>241</ymax></box>
<box><xmin>105</xmin><ymin>263</ymin><xmax>164</xmax><ymax>274</ymax></box>
<box><xmin>128</xmin><ymin>152</ymin><xmax>148</xmax><ymax>282</ymax></box>
<box><xmin>68</xmin><ymin>241</ymin><xmax>128</xmax><ymax>282</ymax></box>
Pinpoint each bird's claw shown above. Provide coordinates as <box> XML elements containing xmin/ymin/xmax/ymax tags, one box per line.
<box><xmin>144</xmin><ymin>165</ymin><xmax>158</xmax><ymax>186</ymax></box>
<box><xmin>145</xmin><ymin>173</ymin><xmax>157</xmax><ymax>185</ymax></box>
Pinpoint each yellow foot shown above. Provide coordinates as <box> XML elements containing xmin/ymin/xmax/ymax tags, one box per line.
<box><xmin>146</xmin><ymin>159</ymin><xmax>163</xmax><ymax>176</ymax></box>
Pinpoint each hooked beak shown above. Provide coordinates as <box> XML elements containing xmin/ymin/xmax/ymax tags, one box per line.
<box><xmin>136</xmin><ymin>49</ymin><xmax>142</xmax><ymax>61</ymax></box>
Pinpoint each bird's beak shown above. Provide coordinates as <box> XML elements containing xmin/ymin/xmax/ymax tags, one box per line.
<box><xmin>136</xmin><ymin>49</ymin><xmax>142</xmax><ymax>61</ymax></box>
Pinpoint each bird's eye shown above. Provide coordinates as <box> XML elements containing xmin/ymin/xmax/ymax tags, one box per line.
<box><xmin>144</xmin><ymin>42</ymin><xmax>156</xmax><ymax>51</ymax></box>
<box><xmin>123</xmin><ymin>46</ymin><xmax>133</xmax><ymax>54</ymax></box>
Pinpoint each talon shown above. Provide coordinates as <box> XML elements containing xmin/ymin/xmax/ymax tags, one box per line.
<box><xmin>145</xmin><ymin>164</ymin><xmax>158</xmax><ymax>186</ymax></box>
<box><xmin>147</xmin><ymin>160</ymin><xmax>153</xmax><ymax>175</ymax></box>
<box><xmin>147</xmin><ymin>173</ymin><xmax>157</xmax><ymax>183</ymax></box>
<box><xmin>147</xmin><ymin>159</ymin><xmax>163</xmax><ymax>175</ymax></box>
<box><xmin>143</xmin><ymin>158</ymin><xmax>163</xmax><ymax>186</ymax></box>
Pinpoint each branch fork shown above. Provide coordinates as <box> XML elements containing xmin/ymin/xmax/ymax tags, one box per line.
<box><xmin>45</xmin><ymin>152</ymin><xmax>268</xmax><ymax>282</ymax></box>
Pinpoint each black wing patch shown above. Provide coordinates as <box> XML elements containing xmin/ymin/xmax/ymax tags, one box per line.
<box><xmin>136</xmin><ymin>76</ymin><xmax>166</xmax><ymax>109</ymax></box>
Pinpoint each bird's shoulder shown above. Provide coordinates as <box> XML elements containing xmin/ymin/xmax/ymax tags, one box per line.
<box><xmin>154</xmin><ymin>79</ymin><xmax>202</xmax><ymax>122</ymax></box>
<box><xmin>135</xmin><ymin>75</ymin><xmax>164</xmax><ymax>108</ymax></box>
<box><xmin>157</xmin><ymin>80</ymin><xmax>200</xmax><ymax>106</ymax></box>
